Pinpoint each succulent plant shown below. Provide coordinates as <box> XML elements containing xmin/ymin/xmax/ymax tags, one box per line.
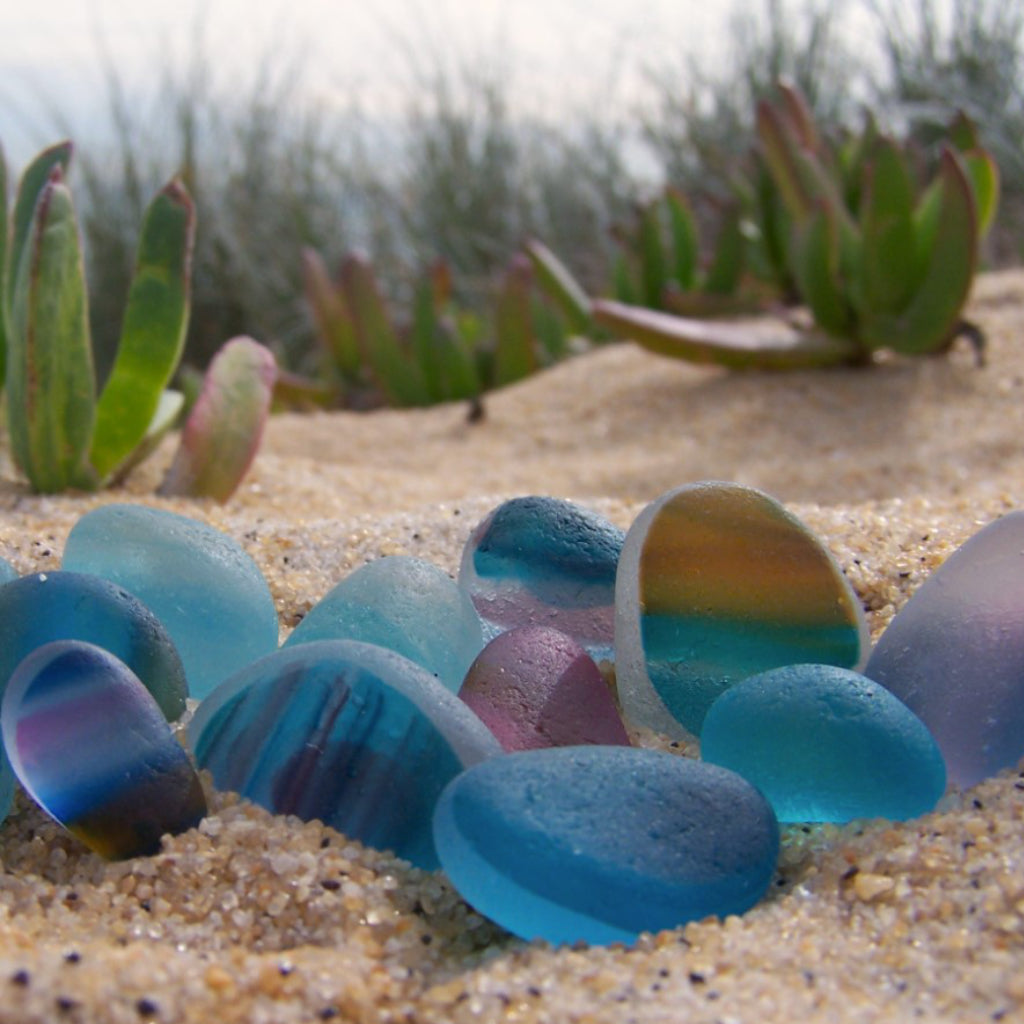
<box><xmin>1</xmin><ymin>140</ymin><xmax>275</xmax><ymax>499</ymax></box>
<box><xmin>592</xmin><ymin>82</ymin><xmax>999</xmax><ymax>369</ymax></box>
<box><xmin>302</xmin><ymin>247</ymin><xmax>574</xmax><ymax>408</ymax></box>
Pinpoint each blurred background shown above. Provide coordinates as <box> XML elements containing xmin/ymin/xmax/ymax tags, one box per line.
<box><xmin>2</xmin><ymin>0</ymin><xmax>1020</xmax><ymax>392</ymax></box>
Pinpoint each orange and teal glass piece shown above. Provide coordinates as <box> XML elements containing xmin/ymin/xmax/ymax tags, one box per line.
<box><xmin>615</xmin><ymin>481</ymin><xmax>868</xmax><ymax>737</ymax></box>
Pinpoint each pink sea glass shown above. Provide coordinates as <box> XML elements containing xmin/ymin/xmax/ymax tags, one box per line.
<box><xmin>459</xmin><ymin>626</ymin><xmax>631</xmax><ymax>751</ymax></box>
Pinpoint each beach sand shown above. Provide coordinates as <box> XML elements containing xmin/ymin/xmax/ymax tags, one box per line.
<box><xmin>0</xmin><ymin>271</ymin><xmax>1022</xmax><ymax>1022</ymax></box>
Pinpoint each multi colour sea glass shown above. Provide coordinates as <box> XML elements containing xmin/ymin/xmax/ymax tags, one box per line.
<box><xmin>285</xmin><ymin>556</ymin><xmax>483</xmax><ymax>692</ymax></box>
<box><xmin>701</xmin><ymin>664</ymin><xmax>947</xmax><ymax>822</ymax></box>
<box><xmin>1</xmin><ymin>640</ymin><xmax>207</xmax><ymax>859</ymax></box>
<box><xmin>459</xmin><ymin>497</ymin><xmax>624</xmax><ymax>662</ymax></box>
<box><xmin>62</xmin><ymin>504</ymin><xmax>279</xmax><ymax>699</ymax></box>
<box><xmin>615</xmin><ymin>482</ymin><xmax>868</xmax><ymax>737</ymax></box>
<box><xmin>865</xmin><ymin>511</ymin><xmax>1024</xmax><ymax>788</ymax></box>
<box><xmin>433</xmin><ymin>745</ymin><xmax>779</xmax><ymax>945</ymax></box>
<box><xmin>189</xmin><ymin>640</ymin><xmax>501</xmax><ymax>868</ymax></box>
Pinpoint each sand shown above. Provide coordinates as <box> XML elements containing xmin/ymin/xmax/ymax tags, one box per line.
<box><xmin>0</xmin><ymin>270</ymin><xmax>1022</xmax><ymax>1022</ymax></box>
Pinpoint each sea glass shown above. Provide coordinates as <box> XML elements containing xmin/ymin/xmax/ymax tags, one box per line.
<box><xmin>433</xmin><ymin>745</ymin><xmax>779</xmax><ymax>945</ymax></box>
<box><xmin>189</xmin><ymin>640</ymin><xmax>501</xmax><ymax>868</ymax></box>
<box><xmin>615</xmin><ymin>481</ymin><xmax>868</xmax><ymax>737</ymax></box>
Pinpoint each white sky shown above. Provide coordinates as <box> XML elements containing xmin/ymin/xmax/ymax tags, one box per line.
<box><xmin>1</xmin><ymin>0</ymin><xmax>732</xmax><ymax>169</ymax></box>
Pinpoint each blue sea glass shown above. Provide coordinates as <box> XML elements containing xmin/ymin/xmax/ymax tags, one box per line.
<box><xmin>459</xmin><ymin>626</ymin><xmax>631</xmax><ymax>750</ymax></box>
<box><xmin>615</xmin><ymin>481</ymin><xmax>868</xmax><ymax>738</ymax></box>
<box><xmin>285</xmin><ymin>556</ymin><xmax>483</xmax><ymax>692</ymax></box>
<box><xmin>459</xmin><ymin>497</ymin><xmax>624</xmax><ymax>662</ymax></box>
<box><xmin>701</xmin><ymin>664</ymin><xmax>947</xmax><ymax>822</ymax></box>
<box><xmin>62</xmin><ymin>504</ymin><xmax>279</xmax><ymax>699</ymax></box>
<box><xmin>2</xmin><ymin>640</ymin><xmax>207</xmax><ymax>859</ymax></box>
<box><xmin>0</xmin><ymin>558</ymin><xmax>17</xmax><ymax>584</ymax></box>
<box><xmin>189</xmin><ymin>640</ymin><xmax>501</xmax><ymax>868</ymax></box>
<box><xmin>433</xmin><ymin>745</ymin><xmax>779</xmax><ymax>945</ymax></box>
<box><xmin>865</xmin><ymin>511</ymin><xmax>1024</xmax><ymax>789</ymax></box>
<box><xmin>0</xmin><ymin>571</ymin><xmax>188</xmax><ymax>721</ymax></box>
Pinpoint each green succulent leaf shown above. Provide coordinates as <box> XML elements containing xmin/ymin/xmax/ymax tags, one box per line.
<box><xmin>665</xmin><ymin>189</ymin><xmax>698</xmax><ymax>292</ymax></box>
<box><xmin>961</xmin><ymin>149</ymin><xmax>999</xmax><ymax>241</ymax></box>
<box><xmin>947</xmin><ymin>111</ymin><xmax>981</xmax><ymax>152</ymax></box>
<box><xmin>107</xmin><ymin>389</ymin><xmax>185</xmax><ymax>485</ymax></box>
<box><xmin>0</xmin><ymin>142</ymin><xmax>8</xmax><ymax>385</ymax></box>
<box><xmin>861</xmin><ymin>149</ymin><xmax>977</xmax><ymax>354</ymax></box>
<box><xmin>493</xmin><ymin>255</ymin><xmax>537</xmax><ymax>386</ymax></box>
<box><xmin>524</xmin><ymin>239</ymin><xmax>592</xmax><ymax>334</ymax></box>
<box><xmin>791</xmin><ymin>201</ymin><xmax>854</xmax><ymax>337</ymax></box>
<box><xmin>639</xmin><ymin>201</ymin><xmax>669</xmax><ymax>308</ymax></box>
<box><xmin>341</xmin><ymin>253</ymin><xmax>429</xmax><ymax>407</ymax></box>
<box><xmin>411</xmin><ymin>268</ymin><xmax>445</xmax><ymax>401</ymax></box>
<box><xmin>702</xmin><ymin>206</ymin><xmax>746</xmax><ymax>295</ymax></box>
<box><xmin>89</xmin><ymin>178</ymin><xmax>195</xmax><ymax>483</ymax></box>
<box><xmin>757</xmin><ymin>99</ymin><xmax>813</xmax><ymax>221</ymax></box>
<box><xmin>6</xmin><ymin>167</ymin><xmax>96</xmax><ymax>493</ymax></box>
<box><xmin>859</xmin><ymin>137</ymin><xmax>917</xmax><ymax>316</ymax></box>
<box><xmin>592</xmin><ymin>299</ymin><xmax>859</xmax><ymax>369</ymax></box>
<box><xmin>302</xmin><ymin>247</ymin><xmax>361</xmax><ymax>380</ymax></box>
<box><xmin>612</xmin><ymin>252</ymin><xmax>638</xmax><ymax>304</ymax></box>
<box><xmin>159</xmin><ymin>336</ymin><xmax>277</xmax><ymax>502</ymax></box>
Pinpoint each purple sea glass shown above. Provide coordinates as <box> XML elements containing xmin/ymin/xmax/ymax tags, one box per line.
<box><xmin>459</xmin><ymin>626</ymin><xmax>630</xmax><ymax>751</ymax></box>
<box><xmin>1</xmin><ymin>641</ymin><xmax>206</xmax><ymax>860</ymax></box>
<box><xmin>865</xmin><ymin>511</ymin><xmax>1024</xmax><ymax>788</ymax></box>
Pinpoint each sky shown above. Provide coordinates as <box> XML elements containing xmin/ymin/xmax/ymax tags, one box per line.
<box><xmin>1</xmin><ymin>0</ymin><xmax>734</xmax><ymax>170</ymax></box>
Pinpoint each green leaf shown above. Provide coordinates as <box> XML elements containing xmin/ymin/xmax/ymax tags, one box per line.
<box><xmin>89</xmin><ymin>178</ymin><xmax>195</xmax><ymax>483</ymax></box>
<box><xmin>302</xmin><ymin>247</ymin><xmax>361</xmax><ymax>380</ymax></box>
<box><xmin>861</xmin><ymin>150</ymin><xmax>977</xmax><ymax>354</ymax></box>
<box><xmin>961</xmin><ymin>149</ymin><xmax>999</xmax><ymax>241</ymax></box>
<box><xmin>702</xmin><ymin>207</ymin><xmax>745</xmax><ymax>295</ymax></box>
<box><xmin>639</xmin><ymin>201</ymin><xmax>669</xmax><ymax>308</ymax></box>
<box><xmin>411</xmin><ymin>267</ymin><xmax>445</xmax><ymax>401</ymax></box>
<box><xmin>592</xmin><ymin>299</ymin><xmax>859</xmax><ymax>369</ymax></box>
<box><xmin>159</xmin><ymin>336</ymin><xmax>277</xmax><ymax>502</ymax></box>
<box><xmin>493</xmin><ymin>255</ymin><xmax>537</xmax><ymax>386</ymax></box>
<box><xmin>665</xmin><ymin>189</ymin><xmax>698</xmax><ymax>291</ymax></box>
<box><xmin>341</xmin><ymin>253</ymin><xmax>428</xmax><ymax>407</ymax></box>
<box><xmin>8</xmin><ymin>142</ymin><xmax>72</xmax><ymax>315</ymax></box>
<box><xmin>791</xmin><ymin>201</ymin><xmax>854</xmax><ymax>337</ymax></box>
<box><xmin>0</xmin><ymin>142</ymin><xmax>8</xmax><ymax>388</ymax></box>
<box><xmin>947</xmin><ymin>111</ymin><xmax>980</xmax><ymax>152</ymax></box>
<box><xmin>6</xmin><ymin>168</ymin><xmax>96</xmax><ymax>493</ymax></box>
<box><xmin>107</xmin><ymin>389</ymin><xmax>184</xmax><ymax>485</ymax></box>
<box><xmin>757</xmin><ymin>100</ymin><xmax>813</xmax><ymax>221</ymax></box>
<box><xmin>612</xmin><ymin>252</ymin><xmax>638</xmax><ymax>304</ymax></box>
<box><xmin>859</xmin><ymin>137</ymin><xmax>917</xmax><ymax>316</ymax></box>
<box><xmin>524</xmin><ymin>239</ymin><xmax>592</xmax><ymax>334</ymax></box>
<box><xmin>777</xmin><ymin>79</ymin><xmax>819</xmax><ymax>150</ymax></box>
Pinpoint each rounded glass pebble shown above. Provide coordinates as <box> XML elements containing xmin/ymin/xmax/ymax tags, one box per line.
<box><xmin>0</xmin><ymin>558</ymin><xmax>17</xmax><ymax>585</ymax></box>
<box><xmin>865</xmin><ymin>510</ymin><xmax>1024</xmax><ymax>788</ymax></box>
<box><xmin>615</xmin><ymin>481</ymin><xmax>868</xmax><ymax>738</ymax></box>
<box><xmin>701</xmin><ymin>664</ymin><xmax>947</xmax><ymax>822</ymax></box>
<box><xmin>433</xmin><ymin>745</ymin><xmax>779</xmax><ymax>946</ymax></box>
<box><xmin>189</xmin><ymin>640</ymin><xmax>501</xmax><ymax>868</ymax></box>
<box><xmin>285</xmin><ymin>556</ymin><xmax>483</xmax><ymax>692</ymax></box>
<box><xmin>62</xmin><ymin>504</ymin><xmax>279</xmax><ymax>699</ymax></box>
<box><xmin>1</xmin><ymin>640</ymin><xmax>207</xmax><ymax>860</ymax></box>
<box><xmin>459</xmin><ymin>626</ymin><xmax>630</xmax><ymax>751</ymax></box>
<box><xmin>459</xmin><ymin>496</ymin><xmax>624</xmax><ymax>662</ymax></box>
<box><xmin>0</xmin><ymin>571</ymin><xmax>188</xmax><ymax>721</ymax></box>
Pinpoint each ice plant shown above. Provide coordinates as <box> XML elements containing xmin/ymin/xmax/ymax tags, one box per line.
<box><xmin>302</xmin><ymin>247</ymin><xmax>572</xmax><ymax>408</ymax></box>
<box><xmin>591</xmin><ymin>83</ymin><xmax>999</xmax><ymax>369</ymax></box>
<box><xmin>0</xmin><ymin>140</ymin><xmax>275</xmax><ymax>499</ymax></box>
